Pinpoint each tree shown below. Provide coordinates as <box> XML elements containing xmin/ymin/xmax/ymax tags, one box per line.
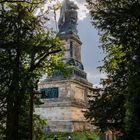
<box><xmin>0</xmin><ymin>0</ymin><xmax>65</xmax><ymax>139</ymax></box>
<box><xmin>33</xmin><ymin>114</ymin><xmax>47</xmax><ymax>140</ymax></box>
<box><xmin>86</xmin><ymin>0</ymin><xmax>140</xmax><ymax>139</ymax></box>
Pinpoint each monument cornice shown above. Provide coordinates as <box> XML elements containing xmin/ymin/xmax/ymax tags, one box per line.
<box><xmin>39</xmin><ymin>79</ymin><xmax>93</xmax><ymax>90</ymax></box>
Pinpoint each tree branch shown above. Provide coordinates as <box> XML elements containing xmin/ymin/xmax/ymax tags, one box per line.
<box><xmin>0</xmin><ymin>0</ymin><xmax>44</xmax><ymax>4</ymax></box>
<box><xmin>30</xmin><ymin>49</ymin><xmax>62</xmax><ymax>71</ymax></box>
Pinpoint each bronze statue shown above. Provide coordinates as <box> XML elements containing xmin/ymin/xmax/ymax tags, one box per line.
<box><xmin>58</xmin><ymin>0</ymin><xmax>78</xmax><ymax>35</ymax></box>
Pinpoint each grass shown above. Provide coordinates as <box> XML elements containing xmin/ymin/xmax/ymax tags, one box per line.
<box><xmin>46</xmin><ymin>131</ymin><xmax>100</xmax><ymax>140</ymax></box>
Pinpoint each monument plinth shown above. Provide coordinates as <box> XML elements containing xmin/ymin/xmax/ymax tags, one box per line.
<box><xmin>35</xmin><ymin>0</ymin><xmax>93</xmax><ymax>132</ymax></box>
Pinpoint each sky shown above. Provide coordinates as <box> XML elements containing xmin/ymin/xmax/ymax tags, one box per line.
<box><xmin>43</xmin><ymin>0</ymin><xmax>106</xmax><ymax>86</ymax></box>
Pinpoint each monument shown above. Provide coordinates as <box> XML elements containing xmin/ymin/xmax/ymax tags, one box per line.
<box><xmin>35</xmin><ymin>0</ymin><xmax>93</xmax><ymax>132</ymax></box>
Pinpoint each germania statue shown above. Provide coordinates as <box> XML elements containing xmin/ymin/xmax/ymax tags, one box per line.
<box><xmin>58</xmin><ymin>0</ymin><xmax>78</xmax><ymax>35</ymax></box>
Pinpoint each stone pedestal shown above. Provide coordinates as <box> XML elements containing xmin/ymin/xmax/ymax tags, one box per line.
<box><xmin>35</xmin><ymin>79</ymin><xmax>92</xmax><ymax>132</ymax></box>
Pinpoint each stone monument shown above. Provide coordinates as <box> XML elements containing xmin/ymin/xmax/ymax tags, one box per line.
<box><xmin>35</xmin><ymin>0</ymin><xmax>93</xmax><ymax>132</ymax></box>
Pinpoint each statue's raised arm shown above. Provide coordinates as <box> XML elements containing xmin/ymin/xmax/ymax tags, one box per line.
<box><xmin>58</xmin><ymin>0</ymin><xmax>78</xmax><ymax>35</ymax></box>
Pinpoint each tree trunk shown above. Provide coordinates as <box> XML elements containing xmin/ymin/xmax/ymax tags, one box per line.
<box><xmin>6</xmin><ymin>92</ymin><xmax>21</xmax><ymax>140</ymax></box>
<box><xmin>6</xmin><ymin>94</ymin><xmax>17</xmax><ymax>140</ymax></box>
<box><xmin>29</xmin><ymin>91</ymin><xmax>34</xmax><ymax>140</ymax></box>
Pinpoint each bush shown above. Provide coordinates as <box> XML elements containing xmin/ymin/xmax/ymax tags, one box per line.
<box><xmin>46</xmin><ymin>131</ymin><xmax>100</xmax><ymax>140</ymax></box>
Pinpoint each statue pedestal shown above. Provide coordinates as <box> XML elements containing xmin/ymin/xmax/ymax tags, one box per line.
<box><xmin>35</xmin><ymin>79</ymin><xmax>92</xmax><ymax>132</ymax></box>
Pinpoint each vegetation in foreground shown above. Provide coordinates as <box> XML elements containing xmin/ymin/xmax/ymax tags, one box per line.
<box><xmin>45</xmin><ymin>131</ymin><xmax>100</xmax><ymax>140</ymax></box>
<box><xmin>0</xmin><ymin>0</ymin><xmax>66</xmax><ymax>139</ymax></box>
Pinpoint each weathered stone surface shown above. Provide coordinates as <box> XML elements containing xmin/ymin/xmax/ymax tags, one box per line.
<box><xmin>35</xmin><ymin>79</ymin><xmax>92</xmax><ymax>132</ymax></box>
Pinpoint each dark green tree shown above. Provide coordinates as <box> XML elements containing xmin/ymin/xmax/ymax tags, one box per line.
<box><xmin>86</xmin><ymin>0</ymin><xmax>140</xmax><ymax>139</ymax></box>
<box><xmin>0</xmin><ymin>0</ymin><xmax>65</xmax><ymax>139</ymax></box>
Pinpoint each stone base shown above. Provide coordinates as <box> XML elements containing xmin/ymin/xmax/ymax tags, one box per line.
<box><xmin>44</xmin><ymin>120</ymin><xmax>91</xmax><ymax>132</ymax></box>
<box><xmin>36</xmin><ymin>79</ymin><xmax>93</xmax><ymax>132</ymax></box>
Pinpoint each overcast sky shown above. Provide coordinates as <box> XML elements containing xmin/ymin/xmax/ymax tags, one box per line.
<box><xmin>44</xmin><ymin>0</ymin><xmax>106</xmax><ymax>86</ymax></box>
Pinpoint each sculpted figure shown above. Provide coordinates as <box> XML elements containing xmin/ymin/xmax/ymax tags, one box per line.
<box><xmin>58</xmin><ymin>0</ymin><xmax>78</xmax><ymax>34</ymax></box>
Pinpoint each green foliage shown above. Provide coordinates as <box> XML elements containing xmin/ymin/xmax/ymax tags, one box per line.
<box><xmin>46</xmin><ymin>131</ymin><xmax>100</xmax><ymax>140</ymax></box>
<box><xmin>86</xmin><ymin>0</ymin><xmax>140</xmax><ymax>139</ymax></box>
<box><xmin>0</xmin><ymin>0</ymin><xmax>66</xmax><ymax>139</ymax></box>
<box><xmin>0</xmin><ymin>122</ymin><xmax>6</xmax><ymax>139</ymax></box>
<box><xmin>33</xmin><ymin>114</ymin><xmax>47</xmax><ymax>140</ymax></box>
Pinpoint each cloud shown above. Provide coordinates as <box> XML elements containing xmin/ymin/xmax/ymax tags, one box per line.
<box><xmin>87</xmin><ymin>70</ymin><xmax>107</xmax><ymax>85</ymax></box>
